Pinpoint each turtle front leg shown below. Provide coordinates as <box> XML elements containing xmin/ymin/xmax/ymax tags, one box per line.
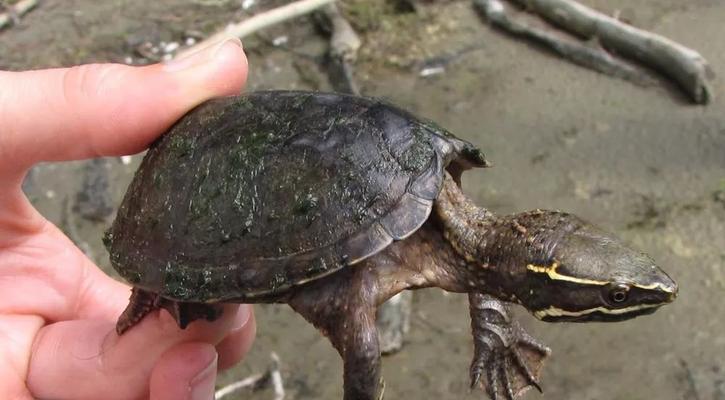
<box><xmin>288</xmin><ymin>269</ymin><xmax>383</xmax><ymax>400</ymax></box>
<box><xmin>116</xmin><ymin>287</ymin><xmax>223</xmax><ymax>334</ymax></box>
<box><xmin>116</xmin><ymin>288</ymin><xmax>158</xmax><ymax>334</ymax></box>
<box><xmin>468</xmin><ymin>293</ymin><xmax>551</xmax><ymax>400</ymax></box>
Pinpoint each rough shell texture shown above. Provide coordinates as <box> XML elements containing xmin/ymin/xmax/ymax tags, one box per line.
<box><xmin>105</xmin><ymin>91</ymin><xmax>487</xmax><ymax>301</ymax></box>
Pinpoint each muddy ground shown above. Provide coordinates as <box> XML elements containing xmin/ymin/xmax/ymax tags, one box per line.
<box><xmin>2</xmin><ymin>1</ymin><xmax>724</xmax><ymax>399</ymax></box>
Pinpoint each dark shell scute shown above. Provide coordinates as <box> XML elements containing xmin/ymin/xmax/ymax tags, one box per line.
<box><xmin>106</xmin><ymin>91</ymin><xmax>482</xmax><ymax>301</ymax></box>
<box><xmin>341</xmin><ymin>222</ymin><xmax>394</xmax><ymax>265</ymax></box>
<box><xmin>379</xmin><ymin>193</ymin><xmax>433</xmax><ymax>240</ymax></box>
<box><xmin>408</xmin><ymin>152</ymin><xmax>443</xmax><ymax>200</ymax></box>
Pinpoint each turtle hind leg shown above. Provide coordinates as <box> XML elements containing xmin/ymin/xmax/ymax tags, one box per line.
<box><xmin>287</xmin><ymin>267</ymin><xmax>383</xmax><ymax>400</ymax></box>
<box><xmin>468</xmin><ymin>293</ymin><xmax>551</xmax><ymax>400</ymax></box>
<box><xmin>116</xmin><ymin>288</ymin><xmax>223</xmax><ymax>335</ymax></box>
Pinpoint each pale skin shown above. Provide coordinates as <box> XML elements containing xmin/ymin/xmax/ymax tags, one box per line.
<box><xmin>0</xmin><ymin>38</ymin><xmax>256</xmax><ymax>400</ymax></box>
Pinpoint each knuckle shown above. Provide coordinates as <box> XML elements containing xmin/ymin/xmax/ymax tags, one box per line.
<box><xmin>61</xmin><ymin>64</ymin><xmax>124</xmax><ymax>105</ymax></box>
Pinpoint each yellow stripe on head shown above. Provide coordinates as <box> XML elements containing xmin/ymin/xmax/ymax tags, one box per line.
<box><xmin>526</xmin><ymin>262</ymin><xmax>609</xmax><ymax>286</ymax></box>
<box><xmin>533</xmin><ymin>303</ymin><xmax>661</xmax><ymax>320</ymax></box>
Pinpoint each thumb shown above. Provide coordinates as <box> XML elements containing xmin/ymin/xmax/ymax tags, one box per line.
<box><xmin>149</xmin><ymin>342</ymin><xmax>218</xmax><ymax>400</ymax></box>
<box><xmin>26</xmin><ymin>305</ymin><xmax>251</xmax><ymax>400</ymax></box>
<box><xmin>0</xmin><ymin>37</ymin><xmax>247</xmax><ymax>177</ymax></box>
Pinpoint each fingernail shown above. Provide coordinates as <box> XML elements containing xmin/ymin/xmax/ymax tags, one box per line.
<box><xmin>164</xmin><ymin>37</ymin><xmax>242</xmax><ymax>72</ymax></box>
<box><xmin>232</xmin><ymin>305</ymin><xmax>252</xmax><ymax>332</ymax></box>
<box><xmin>190</xmin><ymin>351</ymin><xmax>218</xmax><ymax>400</ymax></box>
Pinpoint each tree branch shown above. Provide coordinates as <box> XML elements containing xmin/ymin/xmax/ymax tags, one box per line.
<box><xmin>475</xmin><ymin>0</ymin><xmax>713</xmax><ymax>104</ymax></box>
<box><xmin>177</xmin><ymin>0</ymin><xmax>336</xmax><ymax>59</ymax></box>
<box><xmin>474</xmin><ymin>0</ymin><xmax>653</xmax><ymax>86</ymax></box>
<box><xmin>510</xmin><ymin>0</ymin><xmax>713</xmax><ymax>103</ymax></box>
<box><xmin>320</xmin><ymin>2</ymin><xmax>362</xmax><ymax>95</ymax></box>
<box><xmin>0</xmin><ymin>0</ymin><xmax>39</xmax><ymax>31</ymax></box>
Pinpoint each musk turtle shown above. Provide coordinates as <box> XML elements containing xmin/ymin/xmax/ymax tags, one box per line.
<box><xmin>105</xmin><ymin>90</ymin><xmax>677</xmax><ymax>400</ymax></box>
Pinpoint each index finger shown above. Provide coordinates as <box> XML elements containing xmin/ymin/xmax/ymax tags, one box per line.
<box><xmin>0</xmin><ymin>38</ymin><xmax>247</xmax><ymax>178</ymax></box>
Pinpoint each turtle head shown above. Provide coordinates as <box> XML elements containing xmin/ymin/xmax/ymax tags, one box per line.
<box><xmin>506</xmin><ymin>212</ymin><xmax>678</xmax><ymax>323</ymax></box>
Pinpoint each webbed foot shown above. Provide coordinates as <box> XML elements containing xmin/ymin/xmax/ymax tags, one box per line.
<box><xmin>469</xmin><ymin>294</ymin><xmax>551</xmax><ymax>400</ymax></box>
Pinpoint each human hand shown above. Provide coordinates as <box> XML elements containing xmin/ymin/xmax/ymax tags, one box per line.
<box><xmin>0</xmin><ymin>38</ymin><xmax>254</xmax><ymax>400</ymax></box>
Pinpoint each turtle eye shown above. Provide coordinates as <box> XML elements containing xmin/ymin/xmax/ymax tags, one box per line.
<box><xmin>607</xmin><ymin>283</ymin><xmax>630</xmax><ymax>304</ymax></box>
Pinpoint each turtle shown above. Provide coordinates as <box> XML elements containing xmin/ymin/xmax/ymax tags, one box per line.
<box><xmin>105</xmin><ymin>90</ymin><xmax>677</xmax><ymax>400</ymax></box>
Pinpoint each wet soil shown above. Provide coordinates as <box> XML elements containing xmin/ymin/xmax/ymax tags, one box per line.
<box><xmin>2</xmin><ymin>1</ymin><xmax>724</xmax><ymax>399</ymax></box>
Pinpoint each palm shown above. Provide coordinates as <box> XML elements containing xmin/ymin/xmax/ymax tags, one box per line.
<box><xmin>0</xmin><ymin>205</ymin><xmax>128</xmax><ymax>398</ymax></box>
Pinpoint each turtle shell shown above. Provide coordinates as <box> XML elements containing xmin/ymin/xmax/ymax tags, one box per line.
<box><xmin>105</xmin><ymin>91</ymin><xmax>487</xmax><ymax>302</ymax></box>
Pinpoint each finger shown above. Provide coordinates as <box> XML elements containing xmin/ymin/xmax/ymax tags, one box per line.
<box><xmin>0</xmin><ymin>314</ymin><xmax>44</xmax><ymax>400</ymax></box>
<box><xmin>150</xmin><ymin>342</ymin><xmax>218</xmax><ymax>400</ymax></box>
<box><xmin>26</xmin><ymin>305</ymin><xmax>252</xmax><ymax>400</ymax></box>
<box><xmin>0</xmin><ymin>37</ymin><xmax>247</xmax><ymax>177</ymax></box>
<box><xmin>217</xmin><ymin>309</ymin><xmax>256</xmax><ymax>370</ymax></box>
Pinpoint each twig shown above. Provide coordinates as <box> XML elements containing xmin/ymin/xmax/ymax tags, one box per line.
<box><xmin>323</xmin><ymin>3</ymin><xmax>361</xmax><ymax>63</ymax></box>
<box><xmin>214</xmin><ymin>352</ymin><xmax>284</xmax><ymax>400</ymax></box>
<box><xmin>319</xmin><ymin>3</ymin><xmax>362</xmax><ymax>95</ymax></box>
<box><xmin>176</xmin><ymin>0</ymin><xmax>336</xmax><ymax>58</ymax></box>
<box><xmin>507</xmin><ymin>0</ymin><xmax>713</xmax><ymax>104</ymax></box>
<box><xmin>270</xmin><ymin>352</ymin><xmax>285</xmax><ymax>400</ymax></box>
<box><xmin>214</xmin><ymin>373</ymin><xmax>266</xmax><ymax>399</ymax></box>
<box><xmin>474</xmin><ymin>0</ymin><xmax>652</xmax><ymax>86</ymax></box>
<box><xmin>0</xmin><ymin>0</ymin><xmax>38</xmax><ymax>30</ymax></box>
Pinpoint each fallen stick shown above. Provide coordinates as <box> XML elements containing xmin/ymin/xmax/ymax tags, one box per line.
<box><xmin>0</xmin><ymin>0</ymin><xmax>38</xmax><ymax>31</ymax></box>
<box><xmin>214</xmin><ymin>352</ymin><xmax>284</xmax><ymax>400</ymax></box>
<box><xmin>507</xmin><ymin>0</ymin><xmax>713</xmax><ymax>104</ymax></box>
<box><xmin>474</xmin><ymin>0</ymin><xmax>652</xmax><ymax>86</ymax></box>
<box><xmin>176</xmin><ymin>0</ymin><xmax>336</xmax><ymax>59</ymax></box>
<box><xmin>270</xmin><ymin>352</ymin><xmax>285</xmax><ymax>400</ymax></box>
<box><xmin>214</xmin><ymin>373</ymin><xmax>266</xmax><ymax>399</ymax></box>
<box><xmin>321</xmin><ymin>2</ymin><xmax>362</xmax><ymax>94</ymax></box>
<box><xmin>323</xmin><ymin>3</ymin><xmax>361</xmax><ymax>63</ymax></box>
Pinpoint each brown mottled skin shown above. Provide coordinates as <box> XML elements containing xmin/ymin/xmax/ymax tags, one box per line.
<box><xmin>112</xmin><ymin>91</ymin><xmax>677</xmax><ymax>400</ymax></box>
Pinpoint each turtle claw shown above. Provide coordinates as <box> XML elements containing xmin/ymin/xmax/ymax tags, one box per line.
<box><xmin>469</xmin><ymin>325</ymin><xmax>550</xmax><ymax>399</ymax></box>
<box><xmin>468</xmin><ymin>294</ymin><xmax>550</xmax><ymax>400</ymax></box>
<box><xmin>470</xmin><ymin>328</ymin><xmax>550</xmax><ymax>400</ymax></box>
<box><xmin>511</xmin><ymin>345</ymin><xmax>545</xmax><ymax>393</ymax></box>
<box><xmin>470</xmin><ymin>368</ymin><xmax>483</xmax><ymax>389</ymax></box>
